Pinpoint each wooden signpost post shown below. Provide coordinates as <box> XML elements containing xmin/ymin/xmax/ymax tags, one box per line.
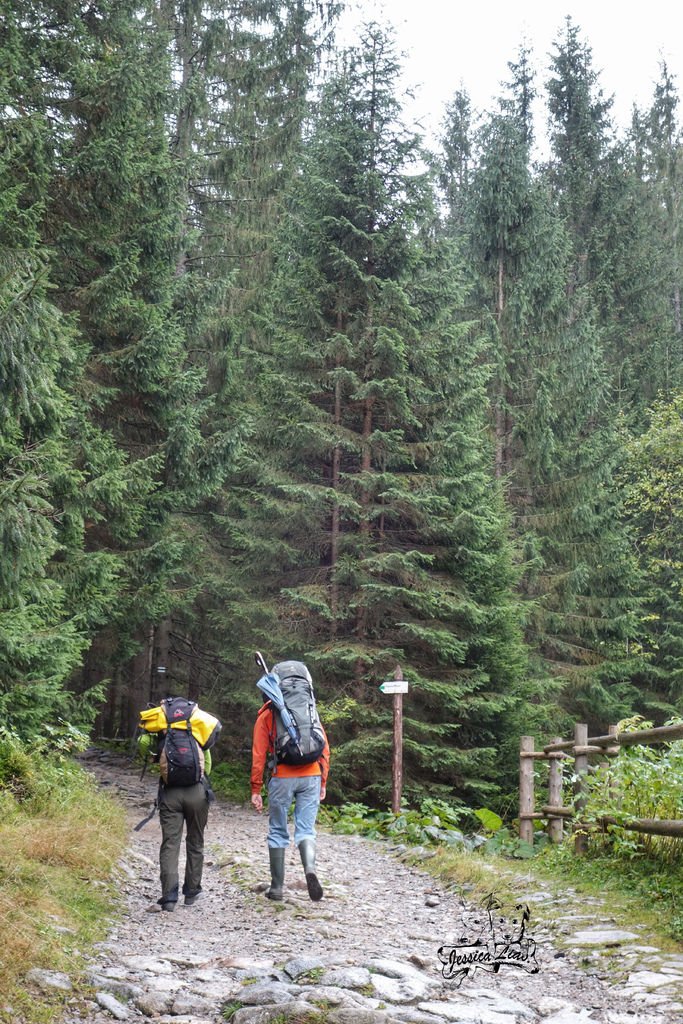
<box><xmin>379</xmin><ymin>665</ymin><xmax>408</xmax><ymax>813</ymax></box>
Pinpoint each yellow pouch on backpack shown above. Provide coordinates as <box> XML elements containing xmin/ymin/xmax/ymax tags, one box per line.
<box><xmin>139</xmin><ymin>705</ymin><xmax>167</xmax><ymax>733</ymax></box>
<box><xmin>138</xmin><ymin>703</ymin><xmax>221</xmax><ymax>749</ymax></box>
<box><xmin>187</xmin><ymin>707</ymin><xmax>221</xmax><ymax>748</ymax></box>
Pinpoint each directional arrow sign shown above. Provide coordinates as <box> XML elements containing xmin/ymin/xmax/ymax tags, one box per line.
<box><xmin>379</xmin><ymin>680</ymin><xmax>409</xmax><ymax>694</ymax></box>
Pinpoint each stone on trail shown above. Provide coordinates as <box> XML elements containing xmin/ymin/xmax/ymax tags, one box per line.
<box><xmin>141</xmin><ymin>973</ymin><xmax>185</xmax><ymax>995</ymax></box>
<box><xmin>87</xmin><ymin>965</ymin><xmax>130</xmax><ymax>981</ymax></box>
<box><xmin>192</xmin><ymin>966</ymin><xmax>240</xmax><ymax>983</ymax></box>
<box><xmin>364</xmin><ymin>957</ymin><xmax>435</xmax><ymax>1003</ymax></box>
<box><xmin>135</xmin><ymin>990</ymin><xmax>173</xmax><ymax>1016</ymax></box>
<box><xmin>365</xmin><ymin>957</ymin><xmax>415</xmax><ymax>979</ymax></box>
<box><xmin>88</xmin><ymin>974</ymin><xmax>144</xmax><ymax>1001</ymax></box>
<box><xmin>170</xmin><ymin>993</ymin><xmax>215</xmax><ymax>1017</ymax></box>
<box><xmin>387</xmin><ymin>1009</ymin><xmax>449</xmax><ymax>1024</ymax></box>
<box><xmin>417</xmin><ymin>1001</ymin><xmax>518</xmax><ymax>1024</ymax></box>
<box><xmin>457</xmin><ymin>987</ymin><xmax>537</xmax><ymax>1018</ymax></box>
<box><xmin>327</xmin><ymin>1010</ymin><xmax>393</xmax><ymax>1024</ymax></box>
<box><xmin>95</xmin><ymin>991</ymin><xmax>131</xmax><ymax>1020</ymax></box>
<box><xmin>321</xmin><ymin>965</ymin><xmax>373</xmax><ymax>988</ymax></box>
<box><xmin>231</xmin><ymin>1001</ymin><xmax>321</xmax><ymax>1024</ymax></box>
<box><xmin>282</xmin><ymin>955</ymin><xmax>326</xmax><ymax>979</ymax></box>
<box><xmin>543</xmin><ymin>1010</ymin><xmax>597</xmax><ymax>1024</ymax></box>
<box><xmin>238</xmin><ymin>981</ymin><xmax>296</xmax><ymax>1005</ymax></box>
<box><xmin>120</xmin><ymin>954</ymin><xmax>175</xmax><ymax>974</ymax></box>
<box><xmin>625</xmin><ymin>969</ymin><xmax>683</xmax><ymax>989</ymax></box>
<box><xmin>569</xmin><ymin>927</ymin><xmax>639</xmax><ymax>946</ymax></box>
<box><xmin>25</xmin><ymin>968</ymin><xmax>72</xmax><ymax>992</ymax></box>
<box><xmin>537</xmin><ymin>996</ymin><xmax>576</xmax><ymax>1014</ymax></box>
<box><xmin>370</xmin><ymin>972</ymin><xmax>432</xmax><ymax>1003</ymax></box>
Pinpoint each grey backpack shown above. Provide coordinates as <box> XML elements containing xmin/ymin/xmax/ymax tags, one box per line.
<box><xmin>272</xmin><ymin>661</ymin><xmax>325</xmax><ymax>766</ymax></box>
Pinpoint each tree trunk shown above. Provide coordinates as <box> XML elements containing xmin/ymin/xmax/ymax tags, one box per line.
<box><xmin>494</xmin><ymin>248</ymin><xmax>506</xmax><ymax>479</ymax></box>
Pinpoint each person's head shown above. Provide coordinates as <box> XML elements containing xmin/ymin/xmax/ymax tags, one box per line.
<box><xmin>272</xmin><ymin>660</ymin><xmax>312</xmax><ymax>685</ymax></box>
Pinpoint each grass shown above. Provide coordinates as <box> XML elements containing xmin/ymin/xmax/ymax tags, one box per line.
<box><xmin>297</xmin><ymin>967</ymin><xmax>325</xmax><ymax>983</ymax></box>
<box><xmin>420</xmin><ymin>837</ymin><xmax>683</xmax><ymax>950</ymax></box>
<box><xmin>532</xmin><ymin>842</ymin><xmax>683</xmax><ymax>947</ymax></box>
<box><xmin>418</xmin><ymin>844</ymin><xmax>524</xmax><ymax>907</ymax></box>
<box><xmin>0</xmin><ymin>755</ymin><xmax>127</xmax><ymax>1024</ymax></box>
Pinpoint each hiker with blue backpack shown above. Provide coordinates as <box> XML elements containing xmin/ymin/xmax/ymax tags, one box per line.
<box><xmin>137</xmin><ymin>696</ymin><xmax>222</xmax><ymax>912</ymax></box>
<box><xmin>250</xmin><ymin>657</ymin><xmax>330</xmax><ymax>902</ymax></box>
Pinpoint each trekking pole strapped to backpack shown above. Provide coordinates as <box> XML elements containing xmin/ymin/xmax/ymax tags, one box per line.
<box><xmin>254</xmin><ymin>654</ymin><xmax>325</xmax><ymax>766</ymax></box>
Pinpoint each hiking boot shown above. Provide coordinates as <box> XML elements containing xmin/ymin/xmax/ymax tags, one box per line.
<box><xmin>161</xmin><ymin>901</ymin><xmax>176</xmax><ymax>912</ymax></box>
<box><xmin>184</xmin><ymin>891</ymin><xmax>202</xmax><ymax>907</ymax></box>
<box><xmin>298</xmin><ymin>838</ymin><xmax>323</xmax><ymax>901</ymax></box>
<box><xmin>266</xmin><ymin>847</ymin><xmax>285</xmax><ymax>900</ymax></box>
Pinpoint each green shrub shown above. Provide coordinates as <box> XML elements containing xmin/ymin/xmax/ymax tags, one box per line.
<box><xmin>581</xmin><ymin>715</ymin><xmax>683</xmax><ymax>863</ymax></box>
<box><xmin>321</xmin><ymin>797</ymin><xmax>478</xmax><ymax>849</ymax></box>
<box><xmin>209</xmin><ymin>761</ymin><xmax>251</xmax><ymax>803</ymax></box>
<box><xmin>0</xmin><ymin>730</ymin><xmax>37</xmax><ymax>798</ymax></box>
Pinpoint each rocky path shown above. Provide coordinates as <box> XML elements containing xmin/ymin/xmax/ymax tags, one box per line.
<box><xmin>38</xmin><ymin>750</ymin><xmax>683</xmax><ymax>1024</ymax></box>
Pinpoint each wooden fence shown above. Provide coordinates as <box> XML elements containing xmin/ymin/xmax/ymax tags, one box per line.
<box><xmin>519</xmin><ymin>722</ymin><xmax>683</xmax><ymax>853</ymax></box>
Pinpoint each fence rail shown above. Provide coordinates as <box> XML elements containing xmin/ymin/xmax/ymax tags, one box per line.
<box><xmin>519</xmin><ymin>722</ymin><xmax>683</xmax><ymax>853</ymax></box>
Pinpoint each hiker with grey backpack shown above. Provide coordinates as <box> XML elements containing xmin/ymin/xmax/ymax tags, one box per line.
<box><xmin>250</xmin><ymin>656</ymin><xmax>330</xmax><ymax>902</ymax></box>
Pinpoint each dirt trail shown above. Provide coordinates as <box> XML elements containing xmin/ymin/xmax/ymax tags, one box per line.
<box><xmin>49</xmin><ymin>749</ymin><xmax>683</xmax><ymax>1024</ymax></box>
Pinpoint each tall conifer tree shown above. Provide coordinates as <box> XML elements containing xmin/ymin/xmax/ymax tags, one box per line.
<box><xmin>621</xmin><ymin>394</ymin><xmax>683</xmax><ymax>713</ymax></box>
<box><xmin>158</xmin><ymin>0</ymin><xmax>341</xmax><ymax>703</ymax></box>
<box><xmin>626</xmin><ymin>65</ymin><xmax>683</xmax><ymax>404</ymax></box>
<box><xmin>5</xmin><ymin>0</ymin><xmax>226</xmax><ymax>731</ymax></box>
<box><xmin>214</xmin><ymin>25</ymin><xmax>526</xmax><ymax>805</ymax></box>
<box><xmin>523</xmin><ymin>18</ymin><xmax>639</xmax><ymax>721</ymax></box>
<box><xmin>0</xmin><ymin>6</ymin><xmax>121</xmax><ymax>733</ymax></box>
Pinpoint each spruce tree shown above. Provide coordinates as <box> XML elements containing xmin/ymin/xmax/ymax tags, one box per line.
<box><xmin>214</xmin><ymin>24</ymin><xmax>527</xmax><ymax>806</ymax></box>
<box><xmin>4</xmin><ymin>0</ymin><xmax>229</xmax><ymax>731</ymax></box>
<box><xmin>0</xmin><ymin>11</ymin><xmax>120</xmax><ymax>734</ymax></box>
<box><xmin>436</xmin><ymin>23</ymin><xmax>641</xmax><ymax>728</ymax></box>
<box><xmin>439</xmin><ymin>89</ymin><xmax>474</xmax><ymax>233</ymax></box>
<box><xmin>625</xmin><ymin>64</ymin><xmax>683</xmax><ymax>405</ymax></box>
<box><xmin>143</xmin><ymin>0</ymin><xmax>340</xmax><ymax>707</ymax></box>
<box><xmin>621</xmin><ymin>394</ymin><xmax>683</xmax><ymax>713</ymax></box>
<box><xmin>521</xmin><ymin>17</ymin><xmax>640</xmax><ymax>723</ymax></box>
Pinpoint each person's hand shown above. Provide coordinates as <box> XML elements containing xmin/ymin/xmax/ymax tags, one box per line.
<box><xmin>251</xmin><ymin>793</ymin><xmax>263</xmax><ymax>813</ymax></box>
<box><xmin>320</xmin><ymin>784</ymin><xmax>326</xmax><ymax>802</ymax></box>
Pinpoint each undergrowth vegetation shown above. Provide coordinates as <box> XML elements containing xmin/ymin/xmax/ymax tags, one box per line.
<box><xmin>322</xmin><ymin>722</ymin><xmax>683</xmax><ymax>944</ymax></box>
<box><xmin>209</xmin><ymin>760</ymin><xmax>253</xmax><ymax>804</ymax></box>
<box><xmin>580</xmin><ymin>717</ymin><xmax>683</xmax><ymax>859</ymax></box>
<box><xmin>546</xmin><ymin>718</ymin><xmax>683</xmax><ymax>941</ymax></box>
<box><xmin>0</xmin><ymin>730</ymin><xmax>127</xmax><ymax>1024</ymax></box>
<box><xmin>320</xmin><ymin>798</ymin><xmax>479</xmax><ymax>847</ymax></box>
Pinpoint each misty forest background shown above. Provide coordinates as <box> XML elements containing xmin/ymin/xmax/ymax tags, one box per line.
<box><xmin>3</xmin><ymin>0</ymin><xmax>683</xmax><ymax>813</ymax></box>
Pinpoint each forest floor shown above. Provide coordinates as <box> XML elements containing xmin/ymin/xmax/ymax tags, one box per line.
<box><xmin>34</xmin><ymin>749</ymin><xmax>683</xmax><ymax>1024</ymax></box>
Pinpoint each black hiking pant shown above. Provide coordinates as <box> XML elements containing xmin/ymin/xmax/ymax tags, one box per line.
<box><xmin>158</xmin><ymin>781</ymin><xmax>210</xmax><ymax>904</ymax></box>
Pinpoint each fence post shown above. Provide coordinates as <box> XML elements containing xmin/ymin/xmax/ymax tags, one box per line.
<box><xmin>519</xmin><ymin>736</ymin><xmax>535</xmax><ymax>844</ymax></box>
<box><xmin>548</xmin><ymin>738</ymin><xmax>564</xmax><ymax>844</ymax></box>
<box><xmin>573</xmin><ymin>723</ymin><xmax>589</xmax><ymax>855</ymax></box>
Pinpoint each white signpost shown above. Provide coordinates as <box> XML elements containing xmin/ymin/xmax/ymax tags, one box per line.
<box><xmin>379</xmin><ymin>680</ymin><xmax>409</xmax><ymax>695</ymax></box>
<box><xmin>379</xmin><ymin>667</ymin><xmax>408</xmax><ymax>812</ymax></box>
